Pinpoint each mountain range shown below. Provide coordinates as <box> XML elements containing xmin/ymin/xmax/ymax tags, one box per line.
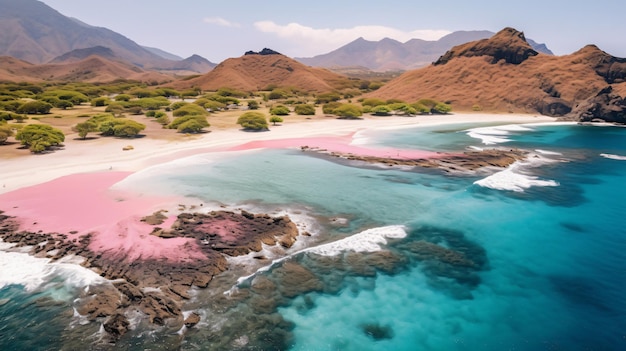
<box><xmin>0</xmin><ymin>0</ymin><xmax>215</xmax><ymax>73</ymax></box>
<box><xmin>0</xmin><ymin>0</ymin><xmax>624</xmax><ymax>122</ymax></box>
<box><xmin>296</xmin><ymin>31</ymin><xmax>552</xmax><ymax>71</ymax></box>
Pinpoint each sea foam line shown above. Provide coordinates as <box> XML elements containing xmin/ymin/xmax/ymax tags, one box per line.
<box><xmin>466</xmin><ymin>124</ymin><xmax>534</xmax><ymax>145</ymax></box>
<box><xmin>473</xmin><ymin>160</ymin><xmax>559</xmax><ymax>192</ymax></box>
<box><xmin>0</xmin><ymin>243</ymin><xmax>108</xmax><ymax>294</ymax></box>
<box><xmin>225</xmin><ymin>225</ymin><xmax>407</xmax><ymax>294</ymax></box>
<box><xmin>600</xmin><ymin>153</ymin><xmax>626</xmax><ymax>161</ymax></box>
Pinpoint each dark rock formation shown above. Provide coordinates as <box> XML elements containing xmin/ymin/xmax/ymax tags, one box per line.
<box><xmin>538</xmin><ymin>97</ymin><xmax>572</xmax><ymax>116</ymax></box>
<box><xmin>184</xmin><ymin>312</ymin><xmax>201</xmax><ymax>328</ymax></box>
<box><xmin>572</xmin><ymin>86</ymin><xmax>626</xmax><ymax>123</ymax></box>
<box><xmin>0</xmin><ymin>209</ymin><xmax>300</xmax><ymax>338</ymax></box>
<box><xmin>305</xmin><ymin>147</ymin><xmax>528</xmax><ymax>173</ymax></box>
<box><xmin>244</xmin><ymin>48</ymin><xmax>282</xmax><ymax>56</ymax></box>
<box><xmin>434</xmin><ymin>27</ymin><xmax>538</xmax><ymax>65</ymax></box>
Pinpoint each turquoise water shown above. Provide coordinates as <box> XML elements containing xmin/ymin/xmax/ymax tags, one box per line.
<box><xmin>1</xmin><ymin>122</ymin><xmax>625</xmax><ymax>350</ymax></box>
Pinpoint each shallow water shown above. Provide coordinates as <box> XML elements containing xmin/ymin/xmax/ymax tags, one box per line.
<box><xmin>1</xmin><ymin>122</ymin><xmax>625</xmax><ymax>350</ymax></box>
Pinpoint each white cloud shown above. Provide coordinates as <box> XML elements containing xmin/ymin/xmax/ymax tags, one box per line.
<box><xmin>203</xmin><ymin>17</ymin><xmax>240</xmax><ymax>28</ymax></box>
<box><xmin>254</xmin><ymin>21</ymin><xmax>452</xmax><ymax>56</ymax></box>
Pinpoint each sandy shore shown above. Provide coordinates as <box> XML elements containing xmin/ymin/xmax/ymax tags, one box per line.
<box><xmin>0</xmin><ymin>113</ymin><xmax>555</xmax><ymax>194</ymax></box>
<box><xmin>0</xmin><ymin>113</ymin><xmax>555</xmax><ymax>261</ymax></box>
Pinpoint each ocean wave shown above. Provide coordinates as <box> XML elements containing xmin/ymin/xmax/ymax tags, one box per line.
<box><xmin>227</xmin><ymin>225</ymin><xmax>407</xmax><ymax>292</ymax></box>
<box><xmin>0</xmin><ymin>247</ymin><xmax>108</xmax><ymax>296</ymax></box>
<box><xmin>600</xmin><ymin>153</ymin><xmax>626</xmax><ymax>161</ymax></box>
<box><xmin>466</xmin><ymin>124</ymin><xmax>534</xmax><ymax>145</ymax></box>
<box><xmin>473</xmin><ymin>161</ymin><xmax>559</xmax><ymax>192</ymax></box>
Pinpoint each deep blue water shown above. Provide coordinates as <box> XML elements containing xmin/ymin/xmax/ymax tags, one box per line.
<box><xmin>1</xmin><ymin>122</ymin><xmax>625</xmax><ymax>350</ymax></box>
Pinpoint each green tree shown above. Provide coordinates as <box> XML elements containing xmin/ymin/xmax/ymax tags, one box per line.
<box><xmin>432</xmin><ymin>102</ymin><xmax>452</xmax><ymax>114</ymax></box>
<box><xmin>0</xmin><ymin>124</ymin><xmax>14</xmax><ymax>144</ymax></box>
<box><xmin>114</xmin><ymin>94</ymin><xmax>132</xmax><ymax>101</ymax></box>
<box><xmin>155</xmin><ymin>114</ymin><xmax>170</xmax><ymax>126</ymax></box>
<box><xmin>270</xmin><ymin>116</ymin><xmax>283</xmax><ymax>125</ymax></box>
<box><xmin>361</xmin><ymin>98</ymin><xmax>386</xmax><ymax>107</ymax></box>
<box><xmin>72</xmin><ymin>120</ymin><xmax>99</xmax><ymax>139</ymax></box>
<box><xmin>91</xmin><ymin>97</ymin><xmax>111</xmax><ymax>107</ymax></box>
<box><xmin>237</xmin><ymin>112</ymin><xmax>268</xmax><ymax>131</ymax></box>
<box><xmin>55</xmin><ymin>100</ymin><xmax>74</xmax><ymax>110</ymax></box>
<box><xmin>371</xmin><ymin>105</ymin><xmax>392</xmax><ymax>116</ymax></box>
<box><xmin>322</xmin><ymin>102</ymin><xmax>342</xmax><ymax>115</ymax></box>
<box><xmin>17</xmin><ymin>101</ymin><xmax>53</xmax><ymax>114</ymax></box>
<box><xmin>270</xmin><ymin>105</ymin><xmax>290</xmax><ymax>116</ymax></box>
<box><xmin>247</xmin><ymin>100</ymin><xmax>260</xmax><ymax>110</ymax></box>
<box><xmin>315</xmin><ymin>92</ymin><xmax>341</xmax><ymax>104</ymax></box>
<box><xmin>334</xmin><ymin>104</ymin><xmax>363</xmax><ymax>119</ymax></box>
<box><xmin>294</xmin><ymin>104</ymin><xmax>316</xmax><ymax>115</ymax></box>
<box><xmin>168</xmin><ymin>115</ymin><xmax>209</xmax><ymax>133</ymax></box>
<box><xmin>172</xmin><ymin>104</ymin><xmax>207</xmax><ymax>117</ymax></box>
<box><xmin>15</xmin><ymin>124</ymin><xmax>65</xmax><ymax>153</ymax></box>
<box><xmin>98</xmin><ymin>118</ymin><xmax>146</xmax><ymax>138</ymax></box>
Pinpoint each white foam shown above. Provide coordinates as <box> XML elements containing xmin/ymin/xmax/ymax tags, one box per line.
<box><xmin>307</xmin><ymin>225</ymin><xmax>407</xmax><ymax>256</ymax></box>
<box><xmin>535</xmin><ymin>149</ymin><xmax>562</xmax><ymax>155</ymax></box>
<box><xmin>466</xmin><ymin>124</ymin><xmax>534</xmax><ymax>145</ymax></box>
<box><xmin>600</xmin><ymin>153</ymin><xmax>626</xmax><ymax>161</ymax></box>
<box><xmin>473</xmin><ymin>161</ymin><xmax>559</xmax><ymax>192</ymax></box>
<box><xmin>0</xmin><ymin>247</ymin><xmax>108</xmax><ymax>294</ymax></box>
<box><xmin>226</xmin><ymin>225</ymin><xmax>407</xmax><ymax>293</ymax></box>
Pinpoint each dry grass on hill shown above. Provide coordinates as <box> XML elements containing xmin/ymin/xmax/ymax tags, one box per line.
<box><xmin>169</xmin><ymin>54</ymin><xmax>358</xmax><ymax>93</ymax></box>
<box><xmin>369</xmin><ymin>52</ymin><xmax>609</xmax><ymax>113</ymax></box>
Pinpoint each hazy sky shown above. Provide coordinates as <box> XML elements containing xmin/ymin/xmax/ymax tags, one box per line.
<box><xmin>41</xmin><ymin>0</ymin><xmax>626</xmax><ymax>63</ymax></box>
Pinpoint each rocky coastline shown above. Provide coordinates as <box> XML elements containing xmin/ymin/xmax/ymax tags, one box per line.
<box><xmin>302</xmin><ymin>146</ymin><xmax>529</xmax><ymax>173</ymax></box>
<box><xmin>0</xmin><ymin>210</ymin><xmax>299</xmax><ymax>339</ymax></box>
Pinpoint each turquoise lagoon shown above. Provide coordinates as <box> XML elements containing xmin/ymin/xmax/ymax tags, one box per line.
<box><xmin>1</xmin><ymin>122</ymin><xmax>625</xmax><ymax>350</ymax></box>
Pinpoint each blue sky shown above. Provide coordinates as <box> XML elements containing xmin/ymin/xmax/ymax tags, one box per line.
<box><xmin>42</xmin><ymin>0</ymin><xmax>626</xmax><ymax>63</ymax></box>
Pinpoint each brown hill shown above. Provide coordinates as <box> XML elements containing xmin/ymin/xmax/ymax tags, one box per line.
<box><xmin>368</xmin><ymin>27</ymin><xmax>626</xmax><ymax>121</ymax></box>
<box><xmin>169</xmin><ymin>50</ymin><xmax>356</xmax><ymax>92</ymax></box>
<box><xmin>0</xmin><ymin>55</ymin><xmax>173</xmax><ymax>84</ymax></box>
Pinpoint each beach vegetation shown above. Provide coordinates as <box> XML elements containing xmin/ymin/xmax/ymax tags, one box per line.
<box><xmin>0</xmin><ymin>100</ymin><xmax>22</xmax><ymax>112</ymax></box>
<box><xmin>128</xmin><ymin>88</ymin><xmax>156</xmax><ymax>98</ymax></box>
<box><xmin>155</xmin><ymin>114</ymin><xmax>170</xmax><ymax>126</ymax></box>
<box><xmin>172</xmin><ymin>104</ymin><xmax>208</xmax><ymax>117</ymax></box>
<box><xmin>410</xmin><ymin>102</ymin><xmax>430</xmax><ymax>114</ymax></box>
<box><xmin>237</xmin><ymin>112</ymin><xmax>268</xmax><ymax>131</ymax></box>
<box><xmin>40</xmin><ymin>90</ymin><xmax>89</xmax><ymax>105</ymax></box>
<box><xmin>270</xmin><ymin>116</ymin><xmax>283</xmax><ymax>125</ymax></box>
<box><xmin>247</xmin><ymin>100</ymin><xmax>260</xmax><ymax>110</ymax></box>
<box><xmin>216</xmin><ymin>87</ymin><xmax>248</xmax><ymax>98</ymax></box>
<box><xmin>168</xmin><ymin>115</ymin><xmax>209</xmax><ymax>133</ymax></box>
<box><xmin>268</xmin><ymin>88</ymin><xmax>290</xmax><ymax>100</ymax></box>
<box><xmin>315</xmin><ymin>92</ymin><xmax>341</xmax><ymax>104</ymax></box>
<box><xmin>0</xmin><ymin>124</ymin><xmax>14</xmax><ymax>144</ymax></box>
<box><xmin>114</xmin><ymin>94</ymin><xmax>132</xmax><ymax>101</ymax></box>
<box><xmin>203</xmin><ymin>100</ymin><xmax>227</xmax><ymax>111</ymax></box>
<box><xmin>134</xmin><ymin>97</ymin><xmax>170</xmax><ymax>110</ymax></box>
<box><xmin>0</xmin><ymin>111</ymin><xmax>21</xmax><ymax>121</ymax></box>
<box><xmin>153</xmin><ymin>88</ymin><xmax>180</xmax><ymax>98</ymax></box>
<box><xmin>371</xmin><ymin>105</ymin><xmax>392</xmax><ymax>116</ymax></box>
<box><xmin>180</xmin><ymin>88</ymin><xmax>201</xmax><ymax>99</ymax></box>
<box><xmin>334</xmin><ymin>104</ymin><xmax>363</xmax><ymax>119</ymax></box>
<box><xmin>98</xmin><ymin>118</ymin><xmax>146</xmax><ymax>138</ymax></box>
<box><xmin>361</xmin><ymin>98</ymin><xmax>386</xmax><ymax>107</ymax></box>
<box><xmin>91</xmin><ymin>97</ymin><xmax>111</xmax><ymax>107</ymax></box>
<box><xmin>72</xmin><ymin>120</ymin><xmax>99</xmax><ymax>139</ymax></box>
<box><xmin>432</xmin><ymin>102</ymin><xmax>452</xmax><ymax>114</ymax></box>
<box><xmin>17</xmin><ymin>101</ymin><xmax>53</xmax><ymax>114</ymax></box>
<box><xmin>170</xmin><ymin>101</ymin><xmax>189</xmax><ymax>110</ymax></box>
<box><xmin>270</xmin><ymin>105</ymin><xmax>290</xmax><ymax>116</ymax></box>
<box><xmin>105</xmin><ymin>102</ymin><xmax>128</xmax><ymax>116</ymax></box>
<box><xmin>15</xmin><ymin>124</ymin><xmax>65</xmax><ymax>152</ymax></box>
<box><xmin>322</xmin><ymin>102</ymin><xmax>342</xmax><ymax>114</ymax></box>
<box><xmin>294</xmin><ymin>104</ymin><xmax>316</xmax><ymax>115</ymax></box>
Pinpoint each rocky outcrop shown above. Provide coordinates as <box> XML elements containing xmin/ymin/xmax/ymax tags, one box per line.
<box><xmin>434</xmin><ymin>27</ymin><xmax>538</xmax><ymax>65</ymax></box>
<box><xmin>306</xmin><ymin>148</ymin><xmax>529</xmax><ymax>173</ymax></box>
<box><xmin>0</xmin><ymin>209</ymin><xmax>300</xmax><ymax>338</ymax></box>
<box><xmin>244</xmin><ymin>48</ymin><xmax>282</xmax><ymax>56</ymax></box>
<box><xmin>571</xmin><ymin>86</ymin><xmax>626</xmax><ymax>123</ymax></box>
